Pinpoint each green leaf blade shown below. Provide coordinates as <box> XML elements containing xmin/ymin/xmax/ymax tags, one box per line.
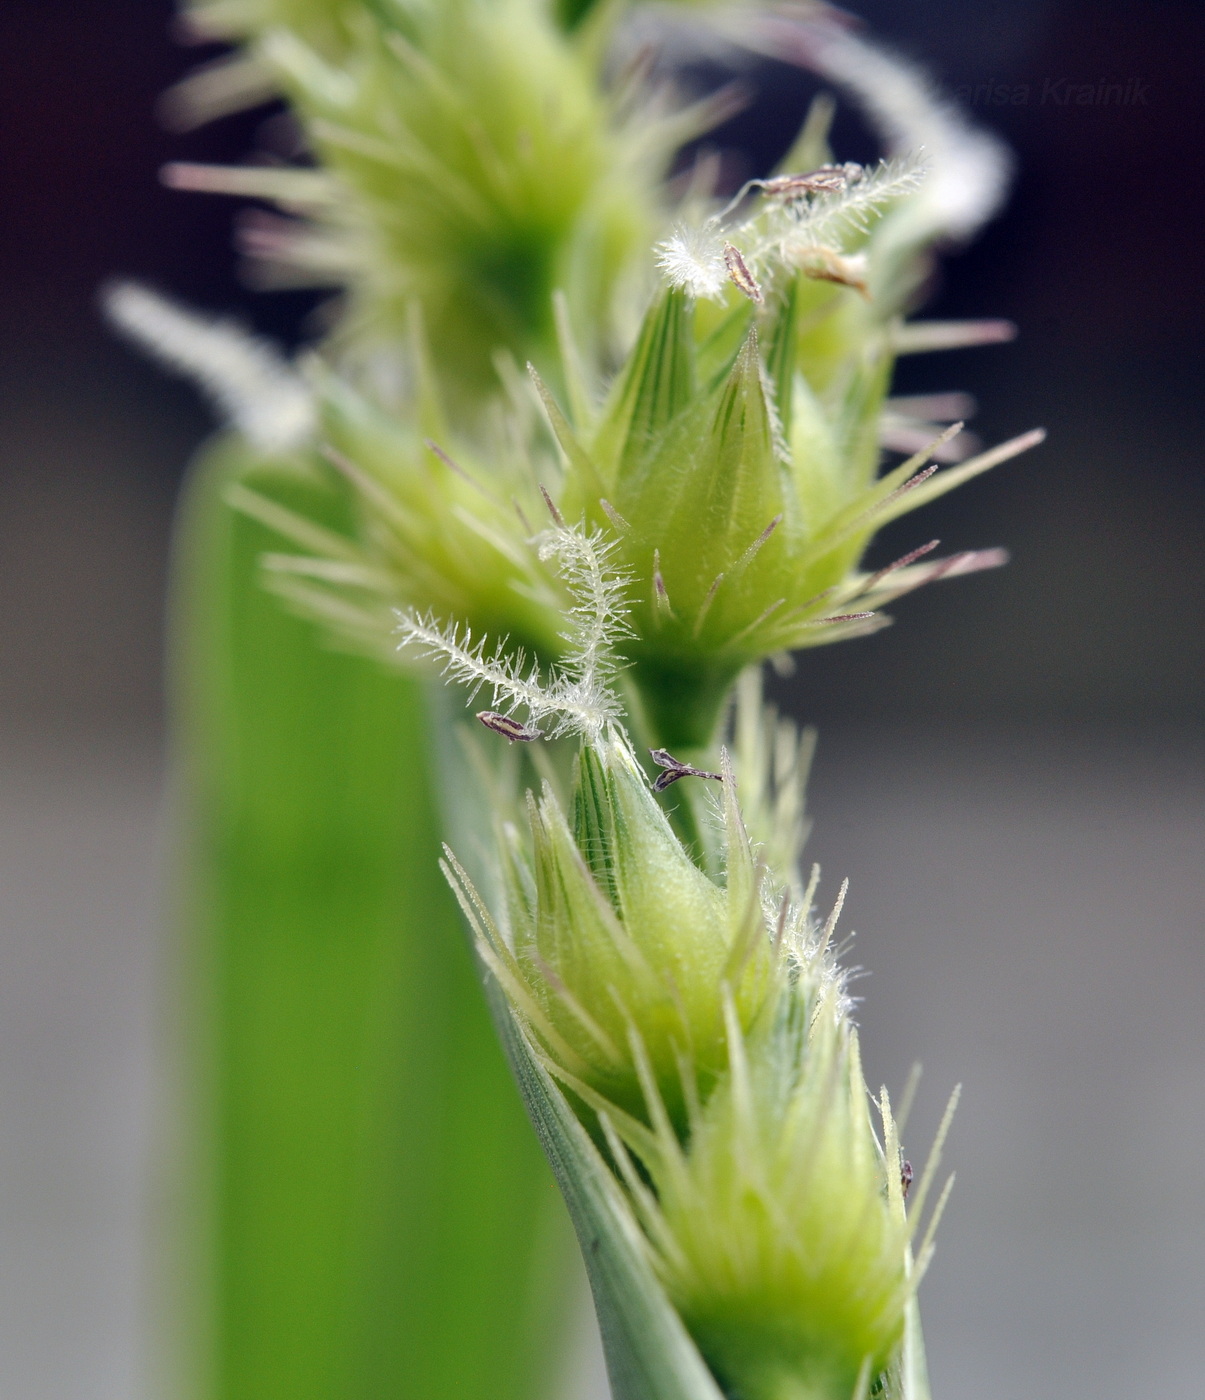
<box><xmin>170</xmin><ymin>433</ymin><xmax>575</xmax><ymax>1400</ymax></box>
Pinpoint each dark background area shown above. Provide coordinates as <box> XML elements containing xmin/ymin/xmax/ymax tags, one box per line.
<box><xmin>0</xmin><ymin>5</ymin><xmax>1202</xmax><ymax>1400</ymax></box>
<box><xmin>1</xmin><ymin>0</ymin><xmax>1202</xmax><ymax>737</ymax></box>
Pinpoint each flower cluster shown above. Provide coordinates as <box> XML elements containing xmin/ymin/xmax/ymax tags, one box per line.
<box><xmin>113</xmin><ymin>3</ymin><xmax>1039</xmax><ymax>754</ymax></box>
<box><xmin>113</xmin><ymin>5</ymin><xmax>1029</xmax><ymax>1398</ymax></box>
<box><xmin>448</xmin><ymin>737</ymin><xmax>776</xmax><ymax>1130</ymax></box>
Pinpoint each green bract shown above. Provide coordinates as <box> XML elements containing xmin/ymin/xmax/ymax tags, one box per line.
<box><xmin>230</xmin><ymin>370</ymin><xmax>569</xmax><ymax>665</ymax></box>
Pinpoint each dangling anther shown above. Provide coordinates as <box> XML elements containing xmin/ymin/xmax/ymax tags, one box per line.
<box><xmin>649</xmin><ymin>749</ymin><xmax>724</xmax><ymax>792</ymax></box>
<box><xmin>901</xmin><ymin>1160</ymin><xmax>914</xmax><ymax>1199</ymax></box>
<box><xmin>723</xmin><ymin>244</ymin><xmax>764</xmax><ymax>304</ymax></box>
<box><xmin>757</xmin><ymin>165</ymin><xmax>855</xmax><ymax>198</ymax></box>
<box><xmin>478</xmin><ymin>711</ymin><xmax>543</xmax><ymax>743</ymax></box>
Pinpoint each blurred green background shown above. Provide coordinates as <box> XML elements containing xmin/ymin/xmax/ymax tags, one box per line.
<box><xmin>0</xmin><ymin>3</ymin><xmax>1201</xmax><ymax>1398</ymax></box>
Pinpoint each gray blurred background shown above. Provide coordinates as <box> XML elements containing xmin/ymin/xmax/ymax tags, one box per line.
<box><xmin>1</xmin><ymin>1</ymin><xmax>1202</xmax><ymax>1397</ymax></box>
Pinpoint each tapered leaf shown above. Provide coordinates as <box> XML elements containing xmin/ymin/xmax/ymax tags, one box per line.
<box><xmin>169</xmin><ymin>433</ymin><xmax>574</xmax><ymax>1400</ymax></box>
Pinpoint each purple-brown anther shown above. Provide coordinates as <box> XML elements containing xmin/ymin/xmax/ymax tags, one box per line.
<box><xmin>649</xmin><ymin>748</ymin><xmax>724</xmax><ymax>792</ymax></box>
<box><xmin>478</xmin><ymin>710</ymin><xmax>543</xmax><ymax>742</ymax></box>
<box><xmin>723</xmin><ymin>243</ymin><xmax>764</xmax><ymax>304</ymax></box>
<box><xmin>758</xmin><ymin>164</ymin><xmax>856</xmax><ymax>198</ymax></box>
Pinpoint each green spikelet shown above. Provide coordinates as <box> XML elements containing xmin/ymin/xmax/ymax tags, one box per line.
<box><xmin>546</xmin><ymin>249</ymin><xmax>1039</xmax><ymax>744</ymax></box>
<box><xmin>638</xmin><ymin>986</ymin><xmax>910</xmax><ymax>1400</ymax></box>
<box><xmin>455</xmin><ymin>737</ymin><xmax>774</xmax><ymax>1133</ymax></box>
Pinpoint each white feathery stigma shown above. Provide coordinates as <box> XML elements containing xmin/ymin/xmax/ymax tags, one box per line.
<box><xmin>655</xmin><ymin>222</ymin><xmax>729</xmax><ymax>300</ymax></box>
<box><xmin>396</xmin><ymin>524</ymin><xmax>631</xmax><ymax>742</ymax></box>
